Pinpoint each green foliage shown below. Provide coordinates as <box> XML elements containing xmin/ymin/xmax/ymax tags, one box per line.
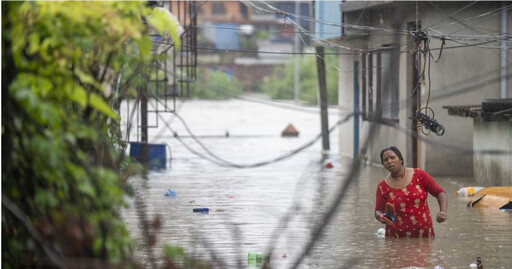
<box><xmin>189</xmin><ymin>67</ymin><xmax>244</xmax><ymax>99</ymax></box>
<box><xmin>261</xmin><ymin>53</ymin><xmax>339</xmax><ymax>105</ymax></box>
<box><xmin>163</xmin><ymin>245</ymin><xmax>211</xmax><ymax>269</ymax></box>
<box><xmin>2</xmin><ymin>1</ymin><xmax>180</xmax><ymax>267</ymax></box>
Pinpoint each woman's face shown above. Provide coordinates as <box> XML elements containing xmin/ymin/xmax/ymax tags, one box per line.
<box><xmin>382</xmin><ymin>150</ymin><xmax>403</xmax><ymax>173</ymax></box>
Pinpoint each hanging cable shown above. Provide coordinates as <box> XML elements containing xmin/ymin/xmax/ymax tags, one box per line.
<box><xmin>150</xmin><ymin>98</ymin><xmax>353</xmax><ymax>169</ymax></box>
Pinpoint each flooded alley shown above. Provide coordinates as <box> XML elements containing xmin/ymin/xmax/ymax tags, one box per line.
<box><xmin>121</xmin><ymin>99</ymin><xmax>512</xmax><ymax>269</ymax></box>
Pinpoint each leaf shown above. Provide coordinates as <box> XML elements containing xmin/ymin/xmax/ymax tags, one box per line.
<box><xmin>77</xmin><ymin>181</ymin><xmax>96</xmax><ymax>197</ymax></box>
<box><xmin>27</xmin><ymin>32</ymin><xmax>40</xmax><ymax>55</ymax></box>
<box><xmin>35</xmin><ymin>189</ymin><xmax>59</xmax><ymax>209</ymax></box>
<box><xmin>75</xmin><ymin>69</ymin><xmax>103</xmax><ymax>90</ymax></box>
<box><xmin>147</xmin><ymin>7</ymin><xmax>181</xmax><ymax>49</ymax></box>
<box><xmin>89</xmin><ymin>92</ymin><xmax>120</xmax><ymax>120</ymax></box>
<box><xmin>68</xmin><ymin>85</ymin><xmax>87</xmax><ymax>107</ymax></box>
<box><xmin>135</xmin><ymin>35</ymin><xmax>151</xmax><ymax>60</ymax></box>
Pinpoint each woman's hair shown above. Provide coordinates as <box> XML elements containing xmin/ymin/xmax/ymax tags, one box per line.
<box><xmin>380</xmin><ymin>146</ymin><xmax>404</xmax><ymax>165</ymax></box>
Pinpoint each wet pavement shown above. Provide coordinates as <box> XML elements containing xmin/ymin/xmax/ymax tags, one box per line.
<box><xmin>121</xmin><ymin>99</ymin><xmax>512</xmax><ymax>268</ymax></box>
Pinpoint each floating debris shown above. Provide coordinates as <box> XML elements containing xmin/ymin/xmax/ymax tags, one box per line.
<box><xmin>164</xmin><ymin>189</ymin><xmax>177</xmax><ymax>197</ymax></box>
<box><xmin>375</xmin><ymin>228</ymin><xmax>385</xmax><ymax>238</ymax></box>
<box><xmin>193</xmin><ymin>208</ymin><xmax>209</xmax><ymax>214</ymax></box>
<box><xmin>281</xmin><ymin>123</ymin><xmax>299</xmax><ymax>137</ymax></box>
<box><xmin>456</xmin><ymin>187</ymin><xmax>484</xmax><ymax>196</ymax></box>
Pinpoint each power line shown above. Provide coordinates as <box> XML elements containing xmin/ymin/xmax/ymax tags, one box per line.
<box><xmin>448</xmin><ymin>4</ymin><xmax>512</xmax><ymax>35</ymax></box>
<box><xmin>382</xmin><ymin>118</ymin><xmax>512</xmax><ymax>156</ymax></box>
<box><xmin>424</xmin><ymin>1</ymin><xmax>480</xmax><ymax>31</ymax></box>
<box><xmin>429</xmin><ymin>3</ymin><xmax>512</xmax><ymax>34</ymax></box>
<box><xmin>150</xmin><ymin>98</ymin><xmax>352</xmax><ymax>169</ymax></box>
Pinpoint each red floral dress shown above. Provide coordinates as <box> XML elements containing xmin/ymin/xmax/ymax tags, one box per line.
<box><xmin>375</xmin><ymin>168</ymin><xmax>445</xmax><ymax>238</ymax></box>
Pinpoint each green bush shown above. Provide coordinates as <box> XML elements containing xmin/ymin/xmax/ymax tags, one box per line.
<box><xmin>261</xmin><ymin>53</ymin><xmax>339</xmax><ymax>105</ymax></box>
<box><xmin>189</xmin><ymin>67</ymin><xmax>244</xmax><ymax>99</ymax></box>
<box><xmin>2</xmin><ymin>2</ymin><xmax>179</xmax><ymax>267</ymax></box>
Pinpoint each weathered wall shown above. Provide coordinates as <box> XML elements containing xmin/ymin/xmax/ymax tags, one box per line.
<box><xmin>474</xmin><ymin>120</ymin><xmax>512</xmax><ymax>186</ymax></box>
<box><xmin>337</xmin><ymin>2</ymin><xmax>510</xmax><ymax>176</ymax></box>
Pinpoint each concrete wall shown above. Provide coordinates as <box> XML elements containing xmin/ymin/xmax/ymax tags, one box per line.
<box><xmin>418</xmin><ymin>2</ymin><xmax>509</xmax><ymax>176</ymax></box>
<box><xmin>338</xmin><ymin>2</ymin><xmax>511</xmax><ymax>176</ymax></box>
<box><xmin>474</xmin><ymin>120</ymin><xmax>512</xmax><ymax>186</ymax></box>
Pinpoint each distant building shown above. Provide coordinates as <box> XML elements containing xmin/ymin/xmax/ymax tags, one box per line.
<box><xmin>196</xmin><ymin>1</ymin><xmax>312</xmax><ymax>92</ymax></box>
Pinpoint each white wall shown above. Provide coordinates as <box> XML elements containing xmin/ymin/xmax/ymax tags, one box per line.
<box><xmin>474</xmin><ymin>120</ymin><xmax>512</xmax><ymax>186</ymax></box>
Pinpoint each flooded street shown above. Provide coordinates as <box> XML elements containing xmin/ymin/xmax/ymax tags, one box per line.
<box><xmin>121</xmin><ymin>99</ymin><xmax>511</xmax><ymax>268</ymax></box>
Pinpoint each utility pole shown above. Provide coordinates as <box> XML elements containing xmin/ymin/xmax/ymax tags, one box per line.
<box><xmin>294</xmin><ymin>0</ymin><xmax>300</xmax><ymax>104</ymax></box>
<box><xmin>316</xmin><ymin>46</ymin><xmax>330</xmax><ymax>152</ymax></box>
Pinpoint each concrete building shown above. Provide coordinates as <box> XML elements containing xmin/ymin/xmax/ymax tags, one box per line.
<box><xmin>196</xmin><ymin>1</ymin><xmax>312</xmax><ymax>92</ymax></box>
<box><xmin>444</xmin><ymin>100</ymin><xmax>512</xmax><ymax>185</ymax></box>
<box><xmin>334</xmin><ymin>1</ymin><xmax>511</xmax><ymax>178</ymax></box>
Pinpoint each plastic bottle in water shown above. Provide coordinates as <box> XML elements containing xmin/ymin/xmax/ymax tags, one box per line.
<box><xmin>248</xmin><ymin>252</ymin><xmax>266</xmax><ymax>261</ymax></box>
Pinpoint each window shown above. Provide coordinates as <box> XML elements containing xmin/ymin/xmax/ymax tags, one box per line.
<box><xmin>212</xmin><ymin>3</ymin><xmax>226</xmax><ymax>15</ymax></box>
<box><xmin>361</xmin><ymin>47</ymin><xmax>399</xmax><ymax>121</ymax></box>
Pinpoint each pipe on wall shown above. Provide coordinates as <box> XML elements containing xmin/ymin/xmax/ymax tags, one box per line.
<box><xmin>501</xmin><ymin>3</ymin><xmax>508</xmax><ymax>98</ymax></box>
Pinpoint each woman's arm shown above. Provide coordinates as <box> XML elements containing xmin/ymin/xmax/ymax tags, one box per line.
<box><xmin>435</xmin><ymin>192</ymin><xmax>447</xmax><ymax>223</ymax></box>
<box><xmin>375</xmin><ymin>182</ymin><xmax>387</xmax><ymax>224</ymax></box>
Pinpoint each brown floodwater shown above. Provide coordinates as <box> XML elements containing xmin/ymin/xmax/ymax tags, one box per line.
<box><xmin>121</xmin><ymin>100</ymin><xmax>512</xmax><ymax>268</ymax></box>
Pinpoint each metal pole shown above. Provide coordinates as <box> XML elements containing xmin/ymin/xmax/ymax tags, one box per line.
<box><xmin>294</xmin><ymin>0</ymin><xmax>300</xmax><ymax>104</ymax></box>
<box><xmin>353</xmin><ymin>61</ymin><xmax>359</xmax><ymax>158</ymax></box>
<box><xmin>316</xmin><ymin>46</ymin><xmax>330</xmax><ymax>151</ymax></box>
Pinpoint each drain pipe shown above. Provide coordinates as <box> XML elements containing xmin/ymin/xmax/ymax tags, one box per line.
<box><xmin>501</xmin><ymin>2</ymin><xmax>508</xmax><ymax>98</ymax></box>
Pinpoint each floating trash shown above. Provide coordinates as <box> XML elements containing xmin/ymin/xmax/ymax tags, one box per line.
<box><xmin>324</xmin><ymin>162</ymin><xmax>333</xmax><ymax>169</ymax></box>
<box><xmin>193</xmin><ymin>208</ymin><xmax>209</xmax><ymax>214</ymax></box>
<box><xmin>281</xmin><ymin>123</ymin><xmax>299</xmax><ymax>137</ymax></box>
<box><xmin>164</xmin><ymin>189</ymin><xmax>177</xmax><ymax>197</ymax></box>
<box><xmin>456</xmin><ymin>186</ymin><xmax>484</xmax><ymax>196</ymax></box>
<box><xmin>375</xmin><ymin>228</ymin><xmax>385</xmax><ymax>238</ymax></box>
<box><xmin>248</xmin><ymin>252</ymin><xmax>266</xmax><ymax>261</ymax></box>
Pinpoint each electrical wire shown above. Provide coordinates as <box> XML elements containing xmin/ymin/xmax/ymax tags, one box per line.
<box><xmin>149</xmin><ymin>98</ymin><xmax>353</xmax><ymax>169</ymax></box>
<box><xmin>244</xmin><ymin>0</ymin><xmax>509</xmax><ymax>45</ymax></box>
<box><xmin>382</xmin><ymin>117</ymin><xmax>512</xmax><ymax>156</ymax></box>
<box><xmin>243</xmin><ymin>0</ymin><xmax>409</xmax><ymax>35</ymax></box>
<box><xmin>424</xmin><ymin>1</ymin><xmax>480</xmax><ymax>31</ymax></box>
<box><xmin>428</xmin><ymin>3</ymin><xmax>512</xmax><ymax>34</ymax></box>
<box><xmin>447</xmin><ymin>4</ymin><xmax>512</xmax><ymax>36</ymax></box>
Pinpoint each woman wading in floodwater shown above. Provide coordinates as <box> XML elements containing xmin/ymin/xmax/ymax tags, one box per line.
<box><xmin>375</xmin><ymin>146</ymin><xmax>448</xmax><ymax>238</ymax></box>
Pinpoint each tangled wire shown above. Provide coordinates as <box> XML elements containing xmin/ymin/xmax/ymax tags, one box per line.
<box><xmin>411</xmin><ymin>107</ymin><xmax>446</xmax><ymax>136</ymax></box>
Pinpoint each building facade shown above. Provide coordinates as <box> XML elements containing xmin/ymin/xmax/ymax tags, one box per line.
<box><xmin>335</xmin><ymin>1</ymin><xmax>511</xmax><ymax>177</ymax></box>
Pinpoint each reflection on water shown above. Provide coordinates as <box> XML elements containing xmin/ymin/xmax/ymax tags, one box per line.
<box><xmin>373</xmin><ymin>238</ymin><xmax>435</xmax><ymax>268</ymax></box>
<box><xmin>121</xmin><ymin>100</ymin><xmax>512</xmax><ymax>268</ymax></box>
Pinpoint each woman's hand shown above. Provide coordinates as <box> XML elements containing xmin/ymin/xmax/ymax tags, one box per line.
<box><xmin>375</xmin><ymin>211</ymin><xmax>387</xmax><ymax>224</ymax></box>
<box><xmin>436</xmin><ymin>211</ymin><xmax>447</xmax><ymax>223</ymax></box>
